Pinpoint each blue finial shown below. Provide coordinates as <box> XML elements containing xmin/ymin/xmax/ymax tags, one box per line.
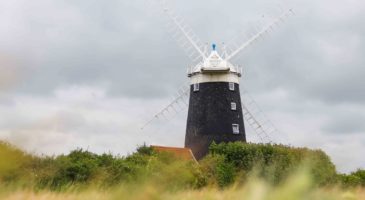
<box><xmin>212</xmin><ymin>43</ymin><xmax>216</xmax><ymax>51</ymax></box>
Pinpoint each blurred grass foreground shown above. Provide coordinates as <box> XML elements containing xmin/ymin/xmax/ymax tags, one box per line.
<box><xmin>1</xmin><ymin>140</ymin><xmax>365</xmax><ymax>200</ymax></box>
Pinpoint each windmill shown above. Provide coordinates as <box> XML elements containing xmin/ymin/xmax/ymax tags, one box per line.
<box><xmin>142</xmin><ymin>1</ymin><xmax>294</xmax><ymax>159</ymax></box>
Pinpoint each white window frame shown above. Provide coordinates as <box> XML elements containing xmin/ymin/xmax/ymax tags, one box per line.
<box><xmin>193</xmin><ymin>83</ymin><xmax>199</xmax><ymax>92</ymax></box>
<box><xmin>229</xmin><ymin>82</ymin><xmax>235</xmax><ymax>91</ymax></box>
<box><xmin>231</xmin><ymin>102</ymin><xmax>237</xmax><ymax>111</ymax></box>
<box><xmin>232</xmin><ymin>124</ymin><xmax>240</xmax><ymax>134</ymax></box>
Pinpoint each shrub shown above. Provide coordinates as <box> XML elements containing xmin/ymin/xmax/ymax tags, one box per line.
<box><xmin>339</xmin><ymin>169</ymin><xmax>365</xmax><ymax>187</ymax></box>
<box><xmin>200</xmin><ymin>154</ymin><xmax>235</xmax><ymax>187</ymax></box>
<box><xmin>208</xmin><ymin>142</ymin><xmax>337</xmax><ymax>186</ymax></box>
<box><xmin>0</xmin><ymin>141</ymin><xmax>35</xmax><ymax>184</ymax></box>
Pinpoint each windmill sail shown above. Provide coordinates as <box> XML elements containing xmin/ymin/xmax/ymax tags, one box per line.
<box><xmin>240</xmin><ymin>89</ymin><xmax>280</xmax><ymax>144</ymax></box>
<box><xmin>156</xmin><ymin>0</ymin><xmax>207</xmax><ymax>63</ymax></box>
<box><xmin>141</xmin><ymin>83</ymin><xmax>190</xmax><ymax>130</ymax></box>
<box><xmin>225</xmin><ymin>9</ymin><xmax>294</xmax><ymax>61</ymax></box>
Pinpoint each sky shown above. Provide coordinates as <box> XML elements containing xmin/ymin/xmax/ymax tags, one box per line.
<box><xmin>0</xmin><ymin>0</ymin><xmax>364</xmax><ymax>173</ymax></box>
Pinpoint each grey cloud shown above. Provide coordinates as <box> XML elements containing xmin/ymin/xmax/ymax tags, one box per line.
<box><xmin>322</xmin><ymin>112</ymin><xmax>365</xmax><ymax>134</ymax></box>
<box><xmin>2</xmin><ymin>0</ymin><xmax>364</xmax><ymax>103</ymax></box>
<box><xmin>241</xmin><ymin>21</ymin><xmax>365</xmax><ymax>105</ymax></box>
<box><xmin>0</xmin><ymin>0</ymin><xmax>189</xmax><ymax>98</ymax></box>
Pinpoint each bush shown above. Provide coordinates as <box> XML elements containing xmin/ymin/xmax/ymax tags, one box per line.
<box><xmin>0</xmin><ymin>141</ymin><xmax>35</xmax><ymax>184</ymax></box>
<box><xmin>52</xmin><ymin>149</ymin><xmax>99</xmax><ymax>186</ymax></box>
<box><xmin>208</xmin><ymin>142</ymin><xmax>337</xmax><ymax>186</ymax></box>
<box><xmin>352</xmin><ymin>170</ymin><xmax>365</xmax><ymax>186</ymax></box>
<box><xmin>200</xmin><ymin>154</ymin><xmax>235</xmax><ymax>187</ymax></box>
<box><xmin>339</xmin><ymin>169</ymin><xmax>365</xmax><ymax>187</ymax></box>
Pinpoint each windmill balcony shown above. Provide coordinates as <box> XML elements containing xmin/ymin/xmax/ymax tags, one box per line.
<box><xmin>187</xmin><ymin>65</ymin><xmax>243</xmax><ymax>77</ymax></box>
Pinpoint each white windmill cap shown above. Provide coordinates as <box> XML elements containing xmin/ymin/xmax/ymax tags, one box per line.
<box><xmin>190</xmin><ymin>44</ymin><xmax>240</xmax><ymax>74</ymax></box>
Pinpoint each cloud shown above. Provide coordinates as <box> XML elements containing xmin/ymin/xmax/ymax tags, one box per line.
<box><xmin>0</xmin><ymin>54</ymin><xmax>25</xmax><ymax>91</ymax></box>
<box><xmin>0</xmin><ymin>85</ymin><xmax>186</xmax><ymax>155</ymax></box>
<box><xmin>321</xmin><ymin>108</ymin><xmax>365</xmax><ymax>135</ymax></box>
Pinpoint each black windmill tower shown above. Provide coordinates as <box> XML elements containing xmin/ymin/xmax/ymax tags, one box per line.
<box><xmin>142</xmin><ymin>1</ymin><xmax>294</xmax><ymax>159</ymax></box>
<box><xmin>185</xmin><ymin>44</ymin><xmax>246</xmax><ymax>159</ymax></box>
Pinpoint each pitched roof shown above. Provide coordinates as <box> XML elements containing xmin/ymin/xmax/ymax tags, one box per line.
<box><xmin>151</xmin><ymin>145</ymin><xmax>197</xmax><ymax>162</ymax></box>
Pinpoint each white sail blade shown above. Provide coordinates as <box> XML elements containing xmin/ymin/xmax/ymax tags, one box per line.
<box><xmin>141</xmin><ymin>83</ymin><xmax>190</xmax><ymax>130</ymax></box>
<box><xmin>154</xmin><ymin>0</ymin><xmax>207</xmax><ymax>62</ymax></box>
<box><xmin>226</xmin><ymin>9</ymin><xmax>294</xmax><ymax>61</ymax></box>
<box><xmin>241</xmin><ymin>89</ymin><xmax>280</xmax><ymax>144</ymax></box>
<box><xmin>241</xmin><ymin>103</ymin><xmax>273</xmax><ymax>144</ymax></box>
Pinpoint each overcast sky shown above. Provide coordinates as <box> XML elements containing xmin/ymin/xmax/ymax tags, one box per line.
<box><xmin>0</xmin><ymin>0</ymin><xmax>364</xmax><ymax>173</ymax></box>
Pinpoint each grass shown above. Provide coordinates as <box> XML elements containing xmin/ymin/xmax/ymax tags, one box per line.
<box><xmin>1</xmin><ymin>169</ymin><xmax>365</xmax><ymax>200</ymax></box>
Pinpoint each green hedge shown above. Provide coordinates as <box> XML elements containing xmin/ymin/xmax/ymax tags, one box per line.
<box><xmin>204</xmin><ymin>142</ymin><xmax>338</xmax><ymax>187</ymax></box>
<box><xmin>338</xmin><ymin>169</ymin><xmax>365</xmax><ymax>188</ymax></box>
<box><xmin>1</xmin><ymin>141</ymin><xmax>364</xmax><ymax>190</ymax></box>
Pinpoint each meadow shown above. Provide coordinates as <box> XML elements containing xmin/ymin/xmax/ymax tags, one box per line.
<box><xmin>1</xmin><ymin>141</ymin><xmax>364</xmax><ymax>199</ymax></box>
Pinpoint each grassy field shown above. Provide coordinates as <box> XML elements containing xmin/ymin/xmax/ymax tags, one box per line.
<box><xmin>1</xmin><ymin>141</ymin><xmax>364</xmax><ymax>199</ymax></box>
<box><xmin>1</xmin><ymin>172</ymin><xmax>365</xmax><ymax>200</ymax></box>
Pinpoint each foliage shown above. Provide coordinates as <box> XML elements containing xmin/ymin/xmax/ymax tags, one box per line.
<box><xmin>207</xmin><ymin>142</ymin><xmax>338</xmax><ymax>186</ymax></box>
<box><xmin>339</xmin><ymin>169</ymin><xmax>365</xmax><ymax>188</ymax></box>
<box><xmin>0</xmin><ymin>141</ymin><xmax>35</xmax><ymax>184</ymax></box>
<box><xmin>1</xmin><ymin>140</ymin><xmax>364</xmax><ymax>192</ymax></box>
<box><xmin>0</xmin><ymin>141</ymin><xmax>202</xmax><ymax>190</ymax></box>
<box><xmin>200</xmin><ymin>154</ymin><xmax>236</xmax><ymax>187</ymax></box>
<box><xmin>352</xmin><ymin>170</ymin><xmax>365</xmax><ymax>186</ymax></box>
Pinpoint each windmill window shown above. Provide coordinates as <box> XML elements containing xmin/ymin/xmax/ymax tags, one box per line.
<box><xmin>229</xmin><ymin>82</ymin><xmax>235</xmax><ymax>91</ymax></box>
<box><xmin>231</xmin><ymin>102</ymin><xmax>237</xmax><ymax>110</ymax></box>
<box><xmin>232</xmin><ymin>124</ymin><xmax>239</xmax><ymax>134</ymax></box>
<box><xmin>193</xmin><ymin>83</ymin><xmax>200</xmax><ymax>92</ymax></box>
